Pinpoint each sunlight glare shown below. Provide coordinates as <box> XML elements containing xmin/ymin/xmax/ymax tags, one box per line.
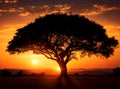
<box><xmin>56</xmin><ymin>67</ymin><xmax>61</xmax><ymax>72</ymax></box>
<box><xmin>32</xmin><ymin>59</ymin><xmax>38</xmax><ymax>65</ymax></box>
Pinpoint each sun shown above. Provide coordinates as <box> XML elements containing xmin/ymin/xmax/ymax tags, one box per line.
<box><xmin>56</xmin><ymin>67</ymin><xmax>61</xmax><ymax>72</ymax></box>
<box><xmin>32</xmin><ymin>59</ymin><xmax>38</xmax><ymax>65</ymax></box>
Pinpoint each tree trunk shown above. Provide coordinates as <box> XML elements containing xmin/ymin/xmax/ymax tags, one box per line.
<box><xmin>57</xmin><ymin>61</ymin><xmax>68</xmax><ymax>77</ymax></box>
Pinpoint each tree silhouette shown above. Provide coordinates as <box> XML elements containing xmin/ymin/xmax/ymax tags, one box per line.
<box><xmin>16</xmin><ymin>70</ymin><xmax>24</xmax><ymax>76</ymax></box>
<box><xmin>6</xmin><ymin>14</ymin><xmax>118</xmax><ymax>77</ymax></box>
<box><xmin>113</xmin><ymin>67</ymin><xmax>120</xmax><ymax>75</ymax></box>
<box><xmin>1</xmin><ymin>69</ymin><xmax>12</xmax><ymax>76</ymax></box>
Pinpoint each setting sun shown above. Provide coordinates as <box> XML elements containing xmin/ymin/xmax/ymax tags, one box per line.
<box><xmin>56</xmin><ymin>67</ymin><xmax>61</xmax><ymax>72</ymax></box>
<box><xmin>32</xmin><ymin>59</ymin><xmax>38</xmax><ymax>65</ymax></box>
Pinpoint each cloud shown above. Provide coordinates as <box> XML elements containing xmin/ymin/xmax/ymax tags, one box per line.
<box><xmin>94</xmin><ymin>4</ymin><xmax>118</xmax><ymax>11</ymax></box>
<box><xmin>19</xmin><ymin>11</ymin><xmax>30</xmax><ymax>17</ymax></box>
<box><xmin>0</xmin><ymin>4</ymin><xmax>71</xmax><ymax>17</ymax></box>
<box><xmin>54</xmin><ymin>4</ymin><xmax>71</xmax><ymax>13</ymax></box>
<box><xmin>5</xmin><ymin>0</ymin><xmax>18</xmax><ymax>3</ymax></box>
<box><xmin>0</xmin><ymin>6</ymin><xmax>25</xmax><ymax>16</ymax></box>
<box><xmin>0</xmin><ymin>0</ymin><xmax>18</xmax><ymax>3</ymax></box>
<box><xmin>8</xmin><ymin>8</ymin><xmax>16</xmax><ymax>12</ymax></box>
<box><xmin>0</xmin><ymin>0</ymin><xmax>119</xmax><ymax>17</ymax></box>
<box><xmin>80</xmin><ymin>4</ymin><xmax>119</xmax><ymax>16</ymax></box>
<box><xmin>29</xmin><ymin>4</ymin><xmax>71</xmax><ymax>17</ymax></box>
<box><xmin>0</xmin><ymin>9</ymin><xmax>7</xmax><ymax>13</ymax></box>
<box><xmin>0</xmin><ymin>7</ymin><xmax>21</xmax><ymax>13</ymax></box>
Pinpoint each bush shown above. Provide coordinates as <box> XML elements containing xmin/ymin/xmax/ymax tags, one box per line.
<box><xmin>1</xmin><ymin>69</ymin><xmax>12</xmax><ymax>76</ymax></box>
<box><xmin>16</xmin><ymin>70</ymin><xmax>24</xmax><ymax>76</ymax></box>
<box><xmin>113</xmin><ymin>67</ymin><xmax>120</xmax><ymax>75</ymax></box>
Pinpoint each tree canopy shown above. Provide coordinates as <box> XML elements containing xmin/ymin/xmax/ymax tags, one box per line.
<box><xmin>6</xmin><ymin>13</ymin><xmax>118</xmax><ymax>77</ymax></box>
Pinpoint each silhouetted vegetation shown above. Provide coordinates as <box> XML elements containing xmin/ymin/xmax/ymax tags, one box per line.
<box><xmin>113</xmin><ymin>67</ymin><xmax>120</xmax><ymax>76</ymax></box>
<box><xmin>15</xmin><ymin>70</ymin><xmax>25</xmax><ymax>76</ymax></box>
<box><xmin>39</xmin><ymin>72</ymin><xmax>45</xmax><ymax>76</ymax></box>
<box><xmin>0</xmin><ymin>69</ymin><xmax>42</xmax><ymax>77</ymax></box>
<box><xmin>6</xmin><ymin>13</ymin><xmax>118</xmax><ymax>77</ymax></box>
<box><xmin>0</xmin><ymin>69</ymin><xmax>12</xmax><ymax>76</ymax></box>
<box><xmin>73</xmin><ymin>73</ymin><xmax>80</xmax><ymax>76</ymax></box>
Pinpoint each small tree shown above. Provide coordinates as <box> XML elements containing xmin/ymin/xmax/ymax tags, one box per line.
<box><xmin>6</xmin><ymin>14</ymin><xmax>118</xmax><ymax>77</ymax></box>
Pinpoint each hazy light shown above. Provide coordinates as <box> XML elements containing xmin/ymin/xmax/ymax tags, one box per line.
<box><xmin>56</xmin><ymin>67</ymin><xmax>61</xmax><ymax>72</ymax></box>
<box><xmin>32</xmin><ymin>59</ymin><xmax>38</xmax><ymax>65</ymax></box>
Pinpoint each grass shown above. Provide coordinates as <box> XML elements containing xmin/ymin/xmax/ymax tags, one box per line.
<box><xmin>0</xmin><ymin>75</ymin><xmax>120</xmax><ymax>89</ymax></box>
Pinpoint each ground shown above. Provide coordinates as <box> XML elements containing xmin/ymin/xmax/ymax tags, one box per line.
<box><xmin>0</xmin><ymin>75</ymin><xmax>120</xmax><ymax>89</ymax></box>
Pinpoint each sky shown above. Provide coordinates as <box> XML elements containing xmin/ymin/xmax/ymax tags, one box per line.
<box><xmin>0</xmin><ymin>0</ymin><xmax>120</xmax><ymax>70</ymax></box>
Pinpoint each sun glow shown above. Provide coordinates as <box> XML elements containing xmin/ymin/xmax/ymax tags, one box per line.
<box><xmin>32</xmin><ymin>59</ymin><xmax>38</xmax><ymax>65</ymax></box>
<box><xmin>56</xmin><ymin>67</ymin><xmax>61</xmax><ymax>72</ymax></box>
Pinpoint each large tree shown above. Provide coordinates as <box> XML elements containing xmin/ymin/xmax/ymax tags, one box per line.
<box><xmin>6</xmin><ymin>14</ymin><xmax>118</xmax><ymax>77</ymax></box>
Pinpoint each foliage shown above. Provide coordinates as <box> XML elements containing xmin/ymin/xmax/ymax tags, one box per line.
<box><xmin>6</xmin><ymin>13</ymin><xmax>118</xmax><ymax>76</ymax></box>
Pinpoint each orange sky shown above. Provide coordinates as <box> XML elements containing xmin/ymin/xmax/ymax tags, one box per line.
<box><xmin>0</xmin><ymin>0</ymin><xmax>120</xmax><ymax>70</ymax></box>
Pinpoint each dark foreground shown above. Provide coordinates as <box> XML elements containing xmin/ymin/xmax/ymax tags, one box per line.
<box><xmin>0</xmin><ymin>75</ymin><xmax>120</xmax><ymax>89</ymax></box>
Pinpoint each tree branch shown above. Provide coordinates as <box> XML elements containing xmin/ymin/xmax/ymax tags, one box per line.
<box><xmin>42</xmin><ymin>53</ymin><xmax>57</xmax><ymax>61</ymax></box>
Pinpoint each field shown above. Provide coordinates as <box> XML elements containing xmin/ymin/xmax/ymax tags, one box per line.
<box><xmin>0</xmin><ymin>75</ymin><xmax>120</xmax><ymax>89</ymax></box>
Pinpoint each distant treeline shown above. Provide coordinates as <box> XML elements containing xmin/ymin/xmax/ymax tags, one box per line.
<box><xmin>112</xmin><ymin>67</ymin><xmax>120</xmax><ymax>76</ymax></box>
<box><xmin>0</xmin><ymin>67</ymin><xmax>120</xmax><ymax>77</ymax></box>
<box><xmin>73</xmin><ymin>67</ymin><xmax>120</xmax><ymax>76</ymax></box>
<box><xmin>0</xmin><ymin>69</ymin><xmax>45</xmax><ymax>77</ymax></box>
